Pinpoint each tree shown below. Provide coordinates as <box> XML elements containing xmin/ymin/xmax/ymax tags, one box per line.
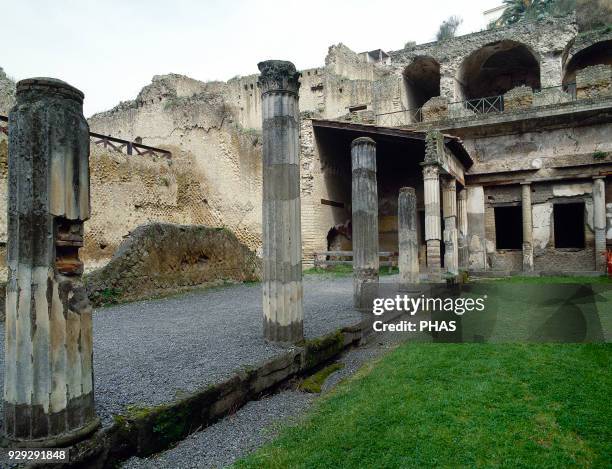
<box><xmin>436</xmin><ymin>16</ymin><xmax>463</xmax><ymax>41</ymax></box>
<box><xmin>496</xmin><ymin>0</ymin><xmax>576</xmax><ymax>27</ymax></box>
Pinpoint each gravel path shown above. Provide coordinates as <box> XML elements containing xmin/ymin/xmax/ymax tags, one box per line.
<box><xmin>0</xmin><ymin>275</ymin><xmax>365</xmax><ymax>427</ymax></box>
<box><xmin>122</xmin><ymin>316</ymin><xmax>413</xmax><ymax>469</ymax></box>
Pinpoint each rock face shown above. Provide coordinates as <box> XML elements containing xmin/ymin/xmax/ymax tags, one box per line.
<box><xmin>0</xmin><ymin>67</ymin><xmax>16</xmax><ymax>115</ymax></box>
<box><xmin>85</xmin><ymin>223</ymin><xmax>260</xmax><ymax>305</ymax></box>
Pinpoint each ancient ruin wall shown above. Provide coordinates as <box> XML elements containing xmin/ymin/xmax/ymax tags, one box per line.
<box><xmin>86</xmin><ymin>223</ymin><xmax>260</xmax><ymax>305</ymax></box>
<box><xmin>88</xmin><ymin>75</ymin><xmax>264</xmax><ymax>263</ymax></box>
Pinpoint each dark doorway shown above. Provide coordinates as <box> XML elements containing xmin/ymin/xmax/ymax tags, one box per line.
<box><xmin>494</xmin><ymin>206</ymin><xmax>523</xmax><ymax>249</ymax></box>
<box><xmin>554</xmin><ymin>203</ymin><xmax>585</xmax><ymax>248</ymax></box>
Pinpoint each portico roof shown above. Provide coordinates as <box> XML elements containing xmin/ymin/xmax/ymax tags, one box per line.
<box><xmin>311</xmin><ymin>119</ymin><xmax>473</xmax><ymax>169</ymax></box>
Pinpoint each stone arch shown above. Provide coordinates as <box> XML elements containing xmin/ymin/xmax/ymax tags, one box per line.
<box><xmin>402</xmin><ymin>56</ymin><xmax>441</xmax><ymax>121</ymax></box>
<box><xmin>562</xmin><ymin>39</ymin><xmax>612</xmax><ymax>87</ymax></box>
<box><xmin>456</xmin><ymin>40</ymin><xmax>541</xmax><ymax>101</ymax></box>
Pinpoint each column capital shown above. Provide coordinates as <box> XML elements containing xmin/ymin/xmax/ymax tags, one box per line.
<box><xmin>593</xmin><ymin>175</ymin><xmax>606</xmax><ymax>180</ymax></box>
<box><xmin>520</xmin><ymin>181</ymin><xmax>532</xmax><ymax>186</ymax></box>
<box><xmin>257</xmin><ymin>60</ymin><xmax>301</xmax><ymax>96</ymax></box>
<box><xmin>422</xmin><ymin>163</ymin><xmax>440</xmax><ymax>179</ymax></box>
<box><xmin>441</xmin><ymin>176</ymin><xmax>457</xmax><ymax>190</ymax></box>
<box><xmin>351</xmin><ymin>136</ymin><xmax>376</xmax><ymax>148</ymax></box>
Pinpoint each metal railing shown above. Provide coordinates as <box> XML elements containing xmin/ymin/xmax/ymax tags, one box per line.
<box><xmin>464</xmin><ymin>95</ymin><xmax>504</xmax><ymax>114</ymax></box>
<box><xmin>376</xmin><ymin>107</ymin><xmax>423</xmax><ymax>127</ymax></box>
<box><xmin>0</xmin><ymin>115</ymin><xmax>171</xmax><ymax>158</ymax></box>
<box><xmin>375</xmin><ymin>82</ymin><xmax>582</xmax><ymax>127</ymax></box>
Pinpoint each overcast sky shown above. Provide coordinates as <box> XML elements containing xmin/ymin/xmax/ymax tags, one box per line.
<box><xmin>3</xmin><ymin>0</ymin><xmax>500</xmax><ymax>116</ymax></box>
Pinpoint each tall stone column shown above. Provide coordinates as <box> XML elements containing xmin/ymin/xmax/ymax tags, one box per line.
<box><xmin>398</xmin><ymin>187</ymin><xmax>419</xmax><ymax>288</ymax></box>
<box><xmin>457</xmin><ymin>188</ymin><xmax>469</xmax><ymax>270</ymax></box>
<box><xmin>442</xmin><ymin>178</ymin><xmax>459</xmax><ymax>275</ymax></box>
<box><xmin>593</xmin><ymin>176</ymin><xmax>607</xmax><ymax>272</ymax></box>
<box><xmin>4</xmin><ymin>78</ymin><xmax>99</xmax><ymax>446</ymax></box>
<box><xmin>351</xmin><ymin>137</ymin><xmax>379</xmax><ymax>309</ymax></box>
<box><xmin>422</xmin><ymin>131</ymin><xmax>443</xmax><ymax>281</ymax></box>
<box><xmin>521</xmin><ymin>183</ymin><xmax>534</xmax><ymax>272</ymax></box>
<box><xmin>467</xmin><ymin>186</ymin><xmax>487</xmax><ymax>270</ymax></box>
<box><xmin>258</xmin><ymin>60</ymin><xmax>303</xmax><ymax>343</ymax></box>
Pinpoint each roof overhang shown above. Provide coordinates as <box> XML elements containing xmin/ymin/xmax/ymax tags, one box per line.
<box><xmin>311</xmin><ymin>119</ymin><xmax>473</xmax><ymax>169</ymax></box>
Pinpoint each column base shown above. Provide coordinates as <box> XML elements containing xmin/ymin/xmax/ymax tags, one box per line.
<box><xmin>263</xmin><ymin>318</ymin><xmax>304</xmax><ymax>343</ymax></box>
<box><xmin>2</xmin><ymin>417</ymin><xmax>101</xmax><ymax>449</ymax></box>
<box><xmin>353</xmin><ymin>268</ymin><xmax>379</xmax><ymax>311</ymax></box>
<box><xmin>522</xmin><ymin>243</ymin><xmax>534</xmax><ymax>272</ymax></box>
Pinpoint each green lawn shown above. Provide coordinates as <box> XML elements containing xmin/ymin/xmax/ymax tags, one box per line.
<box><xmin>235</xmin><ymin>344</ymin><xmax>611</xmax><ymax>468</ymax></box>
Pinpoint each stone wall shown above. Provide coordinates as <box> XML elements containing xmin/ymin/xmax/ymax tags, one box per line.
<box><xmin>85</xmin><ymin>223</ymin><xmax>260</xmax><ymax>305</ymax></box>
<box><xmin>88</xmin><ymin>76</ymin><xmax>264</xmax><ymax>264</ymax></box>
<box><xmin>576</xmin><ymin>64</ymin><xmax>612</xmax><ymax>99</ymax></box>
<box><xmin>483</xmin><ymin>182</ymin><xmax>598</xmax><ymax>273</ymax></box>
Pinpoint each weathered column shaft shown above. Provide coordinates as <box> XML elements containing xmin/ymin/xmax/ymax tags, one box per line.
<box><xmin>442</xmin><ymin>178</ymin><xmax>458</xmax><ymax>275</ymax></box>
<box><xmin>467</xmin><ymin>185</ymin><xmax>487</xmax><ymax>270</ymax></box>
<box><xmin>258</xmin><ymin>61</ymin><xmax>303</xmax><ymax>342</ymax></box>
<box><xmin>352</xmin><ymin>137</ymin><xmax>379</xmax><ymax>309</ymax></box>
<box><xmin>398</xmin><ymin>187</ymin><xmax>419</xmax><ymax>287</ymax></box>
<box><xmin>521</xmin><ymin>183</ymin><xmax>534</xmax><ymax>272</ymax></box>
<box><xmin>457</xmin><ymin>188</ymin><xmax>469</xmax><ymax>270</ymax></box>
<box><xmin>4</xmin><ymin>78</ymin><xmax>98</xmax><ymax>446</ymax></box>
<box><xmin>423</xmin><ymin>165</ymin><xmax>442</xmax><ymax>280</ymax></box>
<box><xmin>423</xmin><ymin>130</ymin><xmax>444</xmax><ymax>281</ymax></box>
<box><xmin>593</xmin><ymin>176</ymin><xmax>607</xmax><ymax>272</ymax></box>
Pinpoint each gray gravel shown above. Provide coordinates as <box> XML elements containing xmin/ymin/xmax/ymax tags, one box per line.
<box><xmin>122</xmin><ymin>315</ymin><xmax>413</xmax><ymax>469</ymax></box>
<box><xmin>0</xmin><ymin>275</ymin><xmax>365</xmax><ymax>428</ymax></box>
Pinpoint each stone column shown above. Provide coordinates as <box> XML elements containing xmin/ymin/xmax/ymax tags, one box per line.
<box><xmin>521</xmin><ymin>183</ymin><xmax>534</xmax><ymax>272</ymax></box>
<box><xmin>442</xmin><ymin>178</ymin><xmax>459</xmax><ymax>275</ymax></box>
<box><xmin>351</xmin><ymin>137</ymin><xmax>379</xmax><ymax>309</ymax></box>
<box><xmin>258</xmin><ymin>61</ymin><xmax>303</xmax><ymax>343</ymax></box>
<box><xmin>593</xmin><ymin>176</ymin><xmax>607</xmax><ymax>272</ymax></box>
<box><xmin>457</xmin><ymin>188</ymin><xmax>469</xmax><ymax>270</ymax></box>
<box><xmin>422</xmin><ymin>131</ymin><xmax>443</xmax><ymax>281</ymax></box>
<box><xmin>4</xmin><ymin>78</ymin><xmax>99</xmax><ymax>446</ymax></box>
<box><xmin>467</xmin><ymin>186</ymin><xmax>487</xmax><ymax>270</ymax></box>
<box><xmin>398</xmin><ymin>187</ymin><xmax>419</xmax><ymax>288</ymax></box>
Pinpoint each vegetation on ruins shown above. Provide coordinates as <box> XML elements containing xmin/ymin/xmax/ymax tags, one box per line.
<box><xmin>435</xmin><ymin>15</ymin><xmax>463</xmax><ymax>41</ymax></box>
<box><xmin>236</xmin><ymin>343</ymin><xmax>611</xmax><ymax>468</ymax></box>
<box><xmin>494</xmin><ymin>0</ymin><xmax>576</xmax><ymax>27</ymax></box>
<box><xmin>298</xmin><ymin>363</ymin><xmax>345</xmax><ymax>393</ymax></box>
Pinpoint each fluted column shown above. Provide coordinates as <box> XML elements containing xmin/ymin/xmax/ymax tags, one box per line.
<box><xmin>398</xmin><ymin>187</ymin><xmax>419</xmax><ymax>288</ymax></box>
<box><xmin>521</xmin><ymin>183</ymin><xmax>534</xmax><ymax>272</ymax></box>
<box><xmin>442</xmin><ymin>178</ymin><xmax>459</xmax><ymax>275</ymax></box>
<box><xmin>423</xmin><ymin>165</ymin><xmax>442</xmax><ymax>281</ymax></box>
<box><xmin>593</xmin><ymin>176</ymin><xmax>607</xmax><ymax>272</ymax></box>
<box><xmin>351</xmin><ymin>137</ymin><xmax>379</xmax><ymax>309</ymax></box>
<box><xmin>422</xmin><ymin>131</ymin><xmax>443</xmax><ymax>281</ymax></box>
<box><xmin>4</xmin><ymin>78</ymin><xmax>99</xmax><ymax>446</ymax></box>
<box><xmin>258</xmin><ymin>61</ymin><xmax>303</xmax><ymax>342</ymax></box>
<box><xmin>457</xmin><ymin>188</ymin><xmax>469</xmax><ymax>270</ymax></box>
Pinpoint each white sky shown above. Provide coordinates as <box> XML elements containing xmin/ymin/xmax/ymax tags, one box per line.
<box><xmin>3</xmin><ymin>0</ymin><xmax>500</xmax><ymax>116</ymax></box>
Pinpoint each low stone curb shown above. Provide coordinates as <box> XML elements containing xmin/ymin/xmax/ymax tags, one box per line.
<box><xmin>27</xmin><ymin>315</ymin><xmax>378</xmax><ymax>469</ymax></box>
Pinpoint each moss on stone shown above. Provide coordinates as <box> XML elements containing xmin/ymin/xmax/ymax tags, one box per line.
<box><xmin>304</xmin><ymin>330</ymin><xmax>345</xmax><ymax>370</ymax></box>
<box><xmin>299</xmin><ymin>362</ymin><xmax>345</xmax><ymax>393</ymax></box>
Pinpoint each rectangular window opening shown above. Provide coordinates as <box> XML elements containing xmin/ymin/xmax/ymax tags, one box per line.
<box><xmin>494</xmin><ymin>206</ymin><xmax>523</xmax><ymax>250</ymax></box>
<box><xmin>554</xmin><ymin>202</ymin><xmax>585</xmax><ymax>248</ymax></box>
